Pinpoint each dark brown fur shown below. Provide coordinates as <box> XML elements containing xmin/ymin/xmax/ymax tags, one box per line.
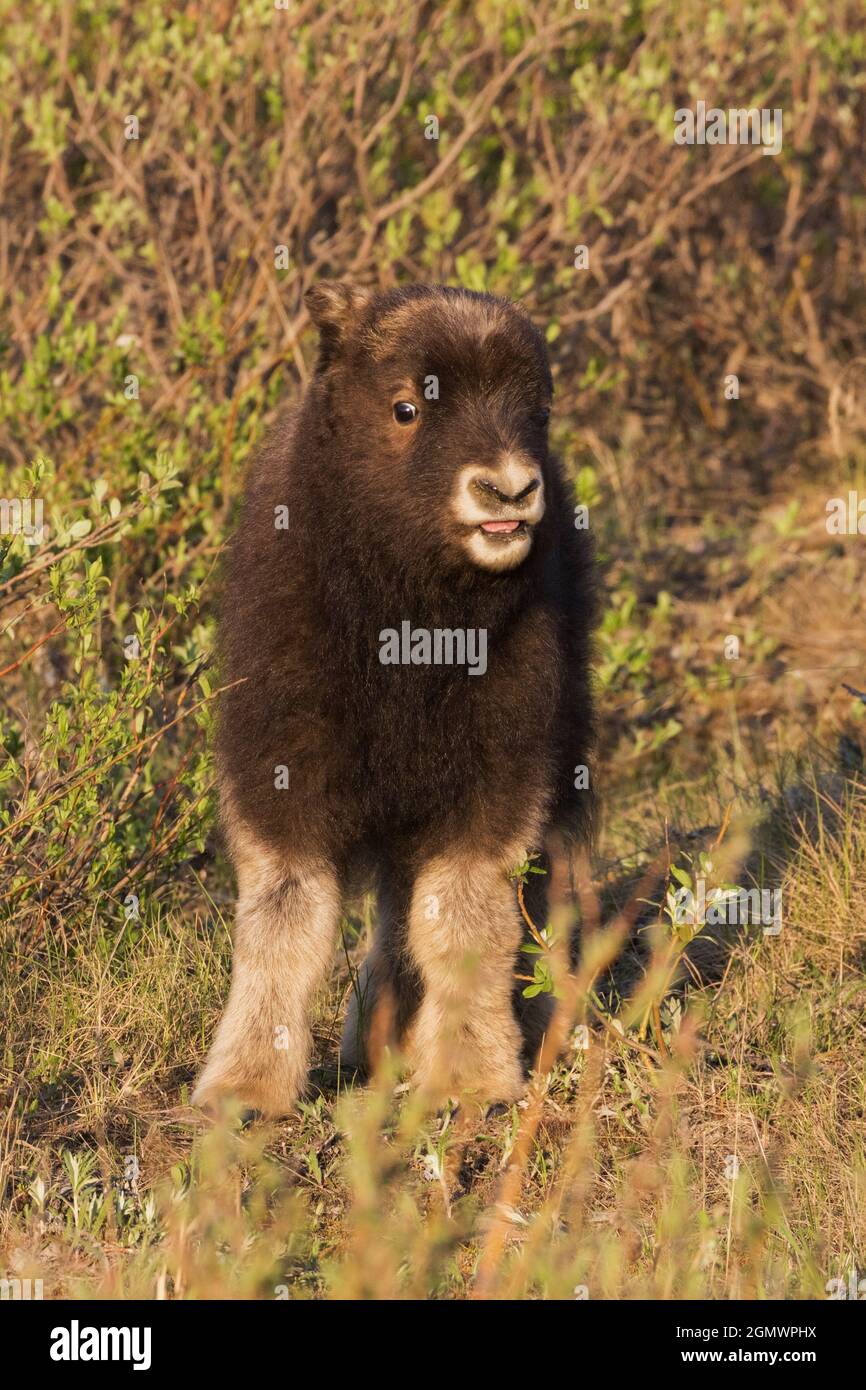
<box><xmin>194</xmin><ymin>282</ymin><xmax>597</xmax><ymax>1115</ymax></box>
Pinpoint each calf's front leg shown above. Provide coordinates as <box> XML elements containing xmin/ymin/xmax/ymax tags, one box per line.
<box><xmin>405</xmin><ymin>847</ymin><xmax>529</xmax><ymax>1106</ymax></box>
<box><xmin>193</xmin><ymin>820</ymin><xmax>341</xmax><ymax>1117</ymax></box>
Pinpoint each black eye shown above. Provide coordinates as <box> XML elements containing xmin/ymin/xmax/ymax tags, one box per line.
<box><xmin>536</xmin><ymin>406</ymin><xmax>551</xmax><ymax>425</ymax></box>
<box><xmin>393</xmin><ymin>401</ymin><xmax>418</xmax><ymax>425</ymax></box>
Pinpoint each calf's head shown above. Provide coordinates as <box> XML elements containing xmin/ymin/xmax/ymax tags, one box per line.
<box><xmin>304</xmin><ymin>282</ymin><xmax>554</xmax><ymax>575</ymax></box>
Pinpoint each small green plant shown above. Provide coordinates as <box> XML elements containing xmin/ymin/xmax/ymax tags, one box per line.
<box><xmin>663</xmin><ymin>850</ymin><xmax>745</xmax><ymax>946</ymax></box>
<box><xmin>509</xmin><ymin>855</ymin><xmax>559</xmax><ymax>998</ymax></box>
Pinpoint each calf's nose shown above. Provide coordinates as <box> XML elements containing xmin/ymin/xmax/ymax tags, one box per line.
<box><xmin>468</xmin><ymin>456</ymin><xmax>542</xmax><ymax>510</ymax></box>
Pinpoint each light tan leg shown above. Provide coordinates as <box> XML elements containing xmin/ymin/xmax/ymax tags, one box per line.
<box><xmin>406</xmin><ymin>847</ymin><xmax>528</xmax><ymax>1106</ymax></box>
<box><xmin>193</xmin><ymin>820</ymin><xmax>341</xmax><ymax>1117</ymax></box>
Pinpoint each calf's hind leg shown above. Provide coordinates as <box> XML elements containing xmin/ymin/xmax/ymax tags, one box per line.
<box><xmin>340</xmin><ymin>872</ymin><xmax>421</xmax><ymax>1076</ymax></box>
<box><xmin>193</xmin><ymin>818</ymin><xmax>341</xmax><ymax>1117</ymax></box>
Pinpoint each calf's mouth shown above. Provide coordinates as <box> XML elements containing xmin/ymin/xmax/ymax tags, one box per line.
<box><xmin>479</xmin><ymin>518</ymin><xmax>524</xmax><ymax>535</ymax></box>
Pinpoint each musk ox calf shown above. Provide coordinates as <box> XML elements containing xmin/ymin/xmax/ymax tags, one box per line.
<box><xmin>193</xmin><ymin>281</ymin><xmax>596</xmax><ymax>1117</ymax></box>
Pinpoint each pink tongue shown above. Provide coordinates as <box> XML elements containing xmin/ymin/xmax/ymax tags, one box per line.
<box><xmin>481</xmin><ymin>520</ymin><xmax>520</xmax><ymax>533</ymax></box>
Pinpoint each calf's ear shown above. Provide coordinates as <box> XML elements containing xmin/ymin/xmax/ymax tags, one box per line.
<box><xmin>304</xmin><ymin>281</ymin><xmax>371</xmax><ymax>366</ymax></box>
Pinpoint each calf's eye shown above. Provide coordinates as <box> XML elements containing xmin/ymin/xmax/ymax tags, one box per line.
<box><xmin>393</xmin><ymin>401</ymin><xmax>419</xmax><ymax>425</ymax></box>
